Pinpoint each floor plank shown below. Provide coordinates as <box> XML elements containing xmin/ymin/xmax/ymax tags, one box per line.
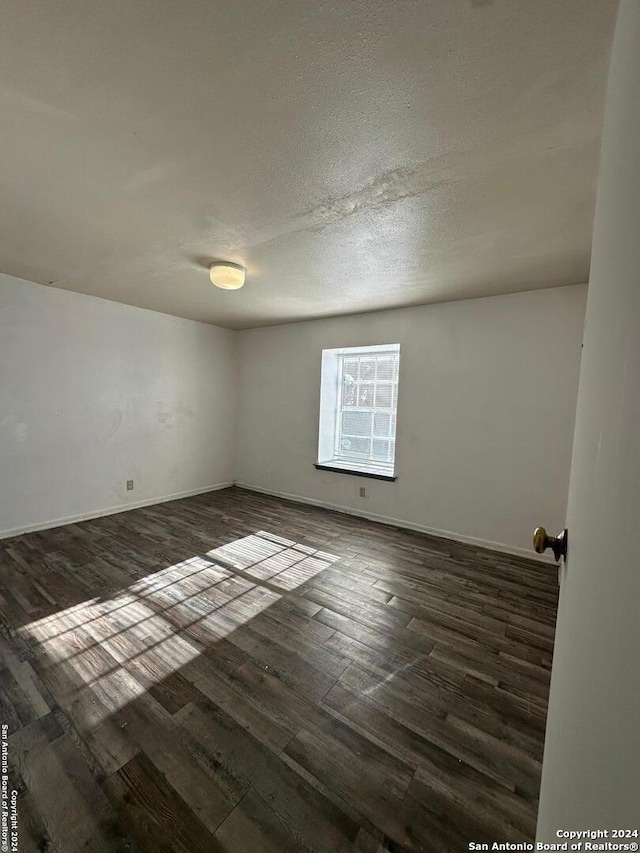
<box><xmin>0</xmin><ymin>486</ymin><xmax>558</xmax><ymax>851</ymax></box>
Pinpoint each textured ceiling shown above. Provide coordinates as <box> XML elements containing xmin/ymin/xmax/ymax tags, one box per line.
<box><xmin>0</xmin><ymin>0</ymin><xmax>618</xmax><ymax>329</ymax></box>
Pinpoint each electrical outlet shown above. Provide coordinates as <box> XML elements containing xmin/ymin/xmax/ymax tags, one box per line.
<box><xmin>359</xmin><ymin>487</ymin><xmax>366</xmax><ymax>498</ymax></box>
<box><xmin>126</xmin><ymin>480</ymin><xmax>134</xmax><ymax>491</ymax></box>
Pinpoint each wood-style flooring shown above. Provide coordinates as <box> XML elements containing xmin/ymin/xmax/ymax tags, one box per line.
<box><xmin>0</xmin><ymin>487</ymin><xmax>558</xmax><ymax>852</ymax></box>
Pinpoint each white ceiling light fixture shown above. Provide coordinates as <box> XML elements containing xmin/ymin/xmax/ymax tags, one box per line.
<box><xmin>209</xmin><ymin>261</ymin><xmax>246</xmax><ymax>290</ymax></box>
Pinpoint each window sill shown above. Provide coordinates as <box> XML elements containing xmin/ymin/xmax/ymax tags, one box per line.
<box><xmin>314</xmin><ymin>462</ymin><xmax>397</xmax><ymax>482</ymax></box>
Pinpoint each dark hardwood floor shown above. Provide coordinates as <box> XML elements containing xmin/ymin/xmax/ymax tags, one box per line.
<box><xmin>0</xmin><ymin>487</ymin><xmax>558</xmax><ymax>852</ymax></box>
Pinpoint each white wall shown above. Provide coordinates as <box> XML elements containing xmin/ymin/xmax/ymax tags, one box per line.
<box><xmin>1</xmin><ymin>274</ymin><xmax>586</xmax><ymax>554</ymax></box>
<box><xmin>236</xmin><ymin>285</ymin><xmax>587</xmax><ymax>556</ymax></box>
<box><xmin>0</xmin><ymin>273</ymin><xmax>236</xmax><ymax>538</ymax></box>
<box><xmin>537</xmin><ymin>0</ymin><xmax>640</xmax><ymax>833</ymax></box>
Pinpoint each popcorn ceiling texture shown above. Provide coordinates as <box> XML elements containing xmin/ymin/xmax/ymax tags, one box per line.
<box><xmin>0</xmin><ymin>0</ymin><xmax>616</xmax><ymax>328</ymax></box>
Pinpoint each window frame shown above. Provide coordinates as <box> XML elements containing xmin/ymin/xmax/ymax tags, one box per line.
<box><xmin>315</xmin><ymin>343</ymin><xmax>400</xmax><ymax>481</ymax></box>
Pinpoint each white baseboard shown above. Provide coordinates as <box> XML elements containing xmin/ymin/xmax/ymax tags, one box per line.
<box><xmin>2</xmin><ymin>479</ymin><xmax>550</xmax><ymax>565</ymax></box>
<box><xmin>0</xmin><ymin>482</ymin><xmax>234</xmax><ymax>541</ymax></box>
<box><xmin>235</xmin><ymin>481</ymin><xmax>548</xmax><ymax>563</ymax></box>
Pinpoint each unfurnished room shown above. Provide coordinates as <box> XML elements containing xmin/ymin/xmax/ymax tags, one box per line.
<box><xmin>0</xmin><ymin>1</ymin><xmax>638</xmax><ymax>850</ymax></box>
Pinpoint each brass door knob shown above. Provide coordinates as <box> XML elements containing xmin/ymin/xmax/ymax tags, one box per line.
<box><xmin>533</xmin><ymin>527</ymin><xmax>568</xmax><ymax>562</ymax></box>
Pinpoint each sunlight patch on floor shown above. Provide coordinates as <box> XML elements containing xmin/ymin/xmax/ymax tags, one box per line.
<box><xmin>20</xmin><ymin>531</ymin><xmax>338</xmax><ymax>721</ymax></box>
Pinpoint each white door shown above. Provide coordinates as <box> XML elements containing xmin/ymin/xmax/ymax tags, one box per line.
<box><xmin>536</xmin><ymin>0</ymin><xmax>640</xmax><ymax>838</ymax></box>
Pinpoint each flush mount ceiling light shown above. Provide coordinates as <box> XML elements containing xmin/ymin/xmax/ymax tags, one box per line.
<box><xmin>209</xmin><ymin>261</ymin><xmax>246</xmax><ymax>290</ymax></box>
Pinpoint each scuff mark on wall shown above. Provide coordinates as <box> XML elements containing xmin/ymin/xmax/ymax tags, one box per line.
<box><xmin>156</xmin><ymin>401</ymin><xmax>174</xmax><ymax>427</ymax></box>
<box><xmin>176</xmin><ymin>402</ymin><xmax>195</xmax><ymax>418</ymax></box>
<box><xmin>0</xmin><ymin>417</ymin><xmax>29</xmax><ymax>443</ymax></box>
<box><xmin>98</xmin><ymin>409</ymin><xmax>124</xmax><ymax>444</ymax></box>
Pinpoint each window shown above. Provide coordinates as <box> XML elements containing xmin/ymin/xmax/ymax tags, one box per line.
<box><xmin>316</xmin><ymin>344</ymin><xmax>400</xmax><ymax>480</ymax></box>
